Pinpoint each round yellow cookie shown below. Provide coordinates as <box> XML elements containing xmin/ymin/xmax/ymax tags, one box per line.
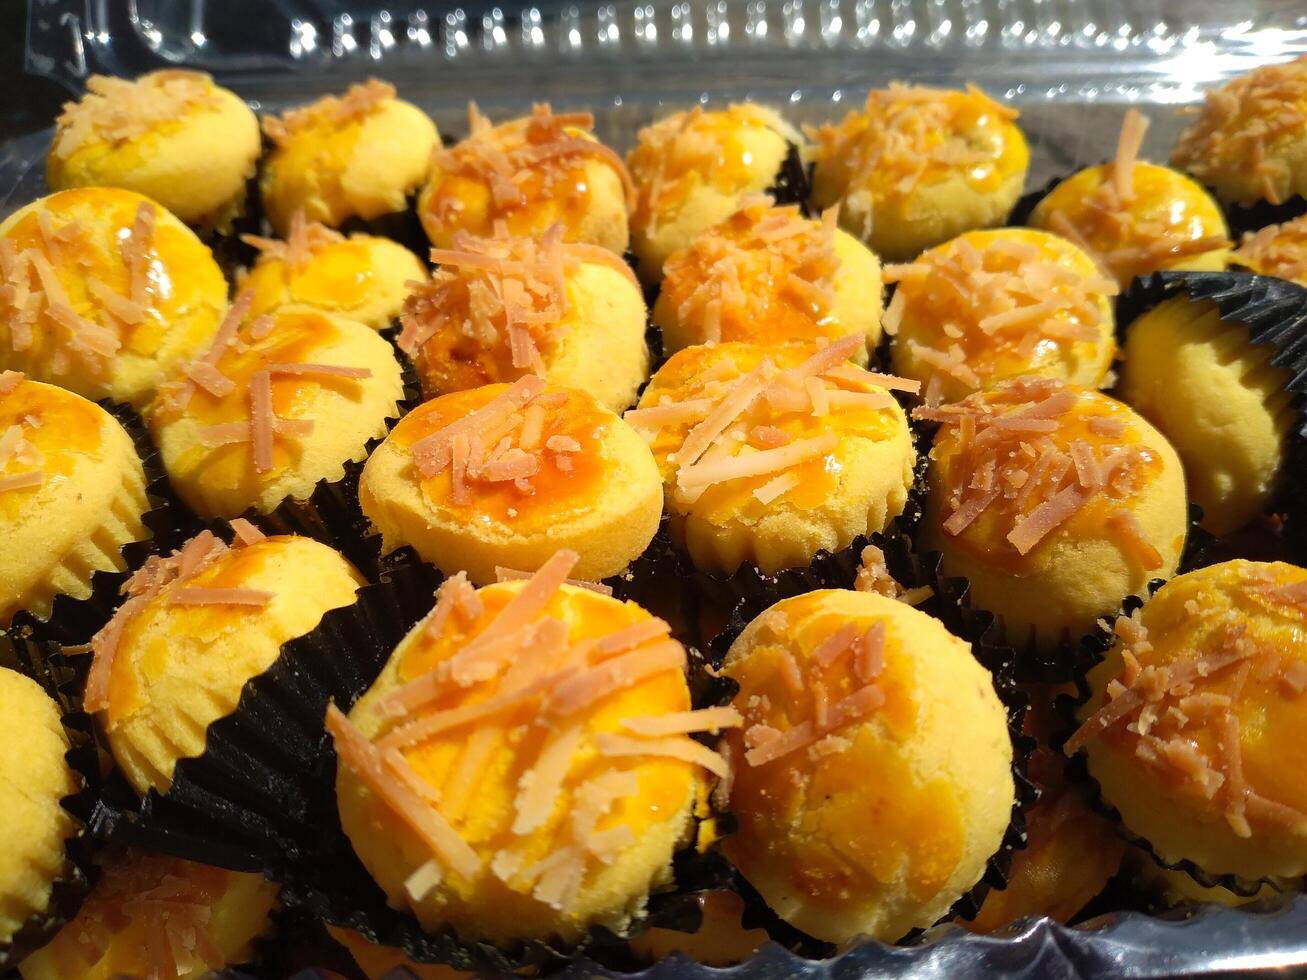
<box><xmin>1118</xmin><ymin>293</ymin><xmax>1293</xmax><ymax>536</ymax></box>
<box><xmin>0</xmin><ymin>375</ymin><xmax>150</xmax><ymax>627</ymax></box>
<box><xmin>418</xmin><ymin>104</ymin><xmax>630</xmax><ymax>254</ymax></box>
<box><xmin>150</xmin><ymin>307</ymin><xmax>404</xmax><ymax>520</ymax></box>
<box><xmin>360</xmin><ymin>380</ymin><xmax>662</xmax><ymax>585</ymax></box>
<box><xmin>721</xmin><ymin>589</ymin><xmax>1014</xmax><ymax>943</ymax></box>
<box><xmin>887</xmin><ymin>228</ymin><xmax>1117</xmax><ymax>403</ymax></box>
<box><xmin>260</xmin><ymin>80</ymin><xmax>438</xmax><ymax>235</ymax></box>
<box><xmin>242</xmin><ymin>216</ymin><xmax>428</xmax><ymax>330</ymax></box>
<box><xmin>653</xmin><ymin>199</ymin><xmax>882</xmax><ymax>359</ymax></box>
<box><xmin>920</xmin><ymin>377</ymin><xmax>1188</xmax><ymax>652</ymax></box>
<box><xmin>86</xmin><ymin>530</ymin><xmax>364</xmax><ymax>796</ymax></box>
<box><xmin>630</xmin><ymin>339</ymin><xmax>915</xmax><ymax>574</ymax></box>
<box><xmin>332</xmin><ymin>560</ymin><xmax>707</xmax><ymax>945</ymax></box>
<box><xmin>810</xmin><ymin>83</ymin><xmax>1029</xmax><ymax>261</ymax></box>
<box><xmin>1068</xmin><ymin>560</ymin><xmax>1307</xmax><ymax>881</ymax></box>
<box><xmin>1172</xmin><ymin>55</ymin><xmax>1307</xmax><ymax>207</ymax></box>
<box><xmin>19</xmin><ymin>850</ymin><xmax>278</xmax><ymax>980</ymax></box>
<box><xmin>0</xmin><ymin>188</ymin><xmax>228</xmax><ymax>408</ymax></box>
<box><xmin>0</xmin><ymin>667</ymin><xmax>77</xmax><ymax>949</ymax></box>
<box><xmin>627</xmin><ymin>104</ymin><xmax>795</xmax><ymax>283</ymax></box>
<box><xmin>47</xmin><ymin>71</ymin><xmax>260</xmax><ymax>231</ymax></box>
<box><xmin>400</xmin><ymin>233</ymin><xmax>647</xmax><ymax>412</ymax></box>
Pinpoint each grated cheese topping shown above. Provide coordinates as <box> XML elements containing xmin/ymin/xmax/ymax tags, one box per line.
<box><xmin>1234</xmin><ymin>214</ymin><xmax>1307</xmax><ymax>287</ymax></box>
<box><xmin>399</xmin><ymin>224</ymin><xmax>639</xmax><ymax>394</ymax></box>
<box><xmin>1035</xmin><ymin>110</ymin><xmax>1230</xmax><ymax>287</ymax></box>
<box><xmin>0</xmin><ymin>376</ymin><xmax>47</xmax><ymax>494</ymax></box>
<box><xmin>626</xmin><ymin>336</ymin><xmax>911</xmax><ymax>511</ymax></box>
<box><xmin>661</xmin><ymin>196</ymin><xmax>842</xmax><ymax>345</ymax></box>
<box><xmin>52</xmin><ymin>70</ymin><xmax>219</xmax><ymax>158</ymax></box>
<box><xmin>806</xmin><ymin>83</ymin><xmax>1020</xmax><ymax>233</ymax></box>
<box><xmin>262</xmin><ymin>79</ymin><xmax>396</xmax><ymax>147</ymax></box>
<box><xmin>883</xmin><ymin>231</ymin><xmax>1118</xmax><ymax>402</ymax></box>
<box><xmin>425</xmin><ymin>102</ymin><xmax>634</xmax><ymax>231</ymax></box>
<box><xmin>84</xmin><ymin>522</ymin><xmax>277</xmax><ymax>717</ymax></box>
<box><xmin>1172</xmin><ymin>55</ymin><xmax>1307</xmax><ymax>205</ymax></box>
<box><xmin>916</xmin><ymin>377</ymin><xmax>1162</xmax><ymax>561</ymax></box>
<box><xmin>627</xmin><ymin>103</ymin><xmax>801</xmax><ymax>237</ymax></box>
<box><xmin>1066</xmin><ymin>567</ymin><xmax>1307</xmax><ymax>839</ymax></box>
<box><xmin>0</xmin><ymin>201</ymin><xmax>163</xmax><ymax>375</ymax></box>
<box><xmin>241</xmin><ymin>208</ymin><xmax>345</xmax><ymax>272</ymax></box>
<box><xmin>329</xmin><ymin>550</ymin><xmax>719</xmax><ymax>911</ymax></box>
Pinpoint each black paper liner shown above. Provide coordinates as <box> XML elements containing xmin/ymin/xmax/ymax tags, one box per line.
<box><xmin>765</xmin><ymin>142</ymin><xmax>813</xmax><ymax>217</ymax></box>
<box><xmin>217</xmin><ymin>356</ymin><xmax>423</xmax><ymax>582</ymax></box>
<box><xmin>1054</xmin><ymin>582</ymin><xmax>1288</xmax><ymax>898</ymax></box>
<box><xmin>1113</xmin><ymin>270</ymin><xmax>1307</xmax><ymax>528</ymax></box>
<box><xmin>702</xmin><ymin>520</ymin><xmax>1038</xmax><ymax>951</ymax></box>
<box><xmin>0</xmin><ymin>636</ymin><xmax>102</xmax><ymax>969</ymax></box>
<box><xmin>4</xmin><ymin>400</ymin><xmax>187</xmax><ymax>647</ymax></box>
<box><xmin>1220</xmin><ymin>194</ymin><xmax>1307</xmax><ymax>240</ymax></box>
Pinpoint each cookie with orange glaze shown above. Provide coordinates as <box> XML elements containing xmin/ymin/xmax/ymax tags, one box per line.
<box><xmin>1067</xmin><ymin>560</ymin><xmax>1307</xmax><ymax>882</ymax></box>
<box><xmin>653</xmin><ymin>198</ymin><xmax>883</xmax><ymax>358</ymax></box>
<box><xmin>359</xmin><ymin>378</ymin><xmax>662</xmax><ymax>585</ymax></box>
<box><xmin>240</xmin><ymin>212</ymin><xmax>428</xmax><ymax>329</ymax></box>
<box><xmin>1233</xmin><ymin>214</ymin><xmax>1307</xmax><ymax>287</ymax></box>
<box><xmin>0</xmin><ymin>188</ymin><xmax>227</xmax><ymax>407</ymax></box>
<box><xmin>809</xmin><ymin>83</ymin><xmax>1029</xmax><ymax>261</ymax></box>
<box><xmin>917</xmin><ymin>377</ymin><xmax>1188</xmax><ymax>652</ymax></box>
<box><xmin>259</xmin><ymin>80</ymin><xmax>438</xmax><ymax>235</ymax></box>
<box><xmin>398</xmin><ymin>229</ymin><xmax>647</xmax><ymax>412</ymax></box>
<box><xmin>330</xmin><ymin>551</ymin><xmax>728</xmax><ymax>945</ymax></box>
<box><xmin>0</xmin><ymin>373</ymin><xmax>150</xmax><ymax>627</ymax></box>
<box><xmin>18</xmin><ymin>849</ymin><xmax>278</xmax><ymax>980</ymax></box>
<box><xmin>720</xmin><ymin>589</ymin><xmax>1013</xmax><ymax>943</ymax></box>
<box><xmin>628</xmin><ymin>337</ymin><xmax>916</xmax><ymax>574</ymax></box>
<box><xmin>1029</xmin><ymin>110</ymin><xmax>1230</xmax><ymax>288</ymax></box>
<box><xmin>627</xmin><ymin>104</ymin><xmax>798</xmax><ymax>283</ymax></box>
<box><xmin>1171</xmin><ymin>54</ymin><xmax>1307</xmax><ymax>208</ymax></box>
<box><xmin>418</xmin><ymin>103</ymin><xmax>632</xmax><ymax>255</ymax></box>
<box><xmin>84</xmin><ymin>526</ymin><xmax>364</xmax><ymax>796</ymax></box>
<box><xmin>884</xmin><ymin>228</ymin><xmax>1117</xmax><ymax>404</ymax></box>
<box><xmin>150</xmin><ymin>300</ymin><xmax>404</xmax><ymax>520</ymax></box>
<box><xmin>47</xmin><ymin>71</ymin><xmax>260</xmax><ymax>231</ymax></box>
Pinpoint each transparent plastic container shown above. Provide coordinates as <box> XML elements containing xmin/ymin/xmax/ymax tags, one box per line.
<box><xmin>11</xmin><ymin>0</ymin><xmax>1307</xmax><ymax>976</ymax></box>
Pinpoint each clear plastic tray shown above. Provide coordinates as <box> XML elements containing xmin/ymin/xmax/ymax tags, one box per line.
<box><xmin>12</xmin><ymin>0</ymin><xmax>1307</xmax><ymax>976</ymax></box>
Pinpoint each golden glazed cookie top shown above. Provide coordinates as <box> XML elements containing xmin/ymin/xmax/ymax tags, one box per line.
<box><xmin>658</xmin><ymin>199</ymin><xmax>844</xmax><ymax>347</ymax></box>
<box><xmin>1171</xmin><ymin>54</ymin><xmax>1307</xmax><ymax>205</ymax></box>
<box><xmin>1030</xmin><ymin>110</ymin><xmax>1229</xmax><ymax>287</ymax></box>
<box><xmin>419</xmin><ymin>103</ymin><xmax>634</xmax><ymax>244</ymax></box>
<box><xmin>808</xmin><ymin>84</ymin><xmax>1028</xmax><ymax>219</ymax></box>
<box><xmin>628</xmin><ymin>105</ymin><xmax>797</xmax><ymax>233</ymax></box>
<box><xmin>382</xmin><ymin>377</ymin><xmax>619</xmax><ymax>532</ymax></box>
<box><xmin>398</xmin><ymin>228</ymin><xmax>641</xmax><ymax>395</ymax></box>
<box><xmin>1067</xmin><ymin>561</ymin><xmax>1307</xmax><ymax>845</ymax></box>
<box><xmin>240</xmin><ymin>211</ymin><xmax>429</xmax><ymax>328</ymax></box>
<box><xmin>0</xmin><ymin>371</ymin><xmax>113</xmax><ymax>500</ymax></box>
<box><xmin>885</xmin><ymin>228</ymin><xmax>1118</xmax><ymax>403</ymax></box>
<box><xmin>0</xmin><ymin>188</ymin><xmax>226</xmax><ymax>404</ymax></box>
<box><xmin>332</xmin><ymin>551</ymin><xmax>729</xmax><ymax>940</ymax></box>
<box><xmin>918</xmin><ymin>377</ymin><xmax>1173</xmax><ymax>575</ymax></box>
<box><xmin>50</xmin><ymin>70</ymin><xmax>224</xmax><ymax>157</ymax></box>
<box><xmin>629</xmin><ymin>337</ymin><xmax>915</xmax><ymax>523</ymax></box>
